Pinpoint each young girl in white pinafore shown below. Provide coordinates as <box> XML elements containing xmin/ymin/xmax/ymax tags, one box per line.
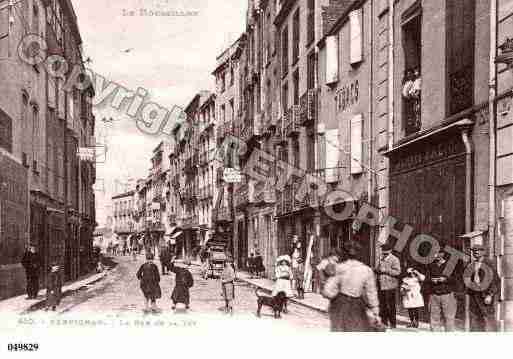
<box><xmin>401</xmin><ymin>267</ymin><xmax>426</xmax><ymax>328</ymax></box>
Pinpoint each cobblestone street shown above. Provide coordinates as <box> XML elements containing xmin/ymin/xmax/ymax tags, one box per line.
<box><xmin>28</xmin><ymin>256</ymin><xmax>329</xmax><ymax>332</ymax></box>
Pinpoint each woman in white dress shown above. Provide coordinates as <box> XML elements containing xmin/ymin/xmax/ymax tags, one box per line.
<box><xmin>273</xmin><ymin>256</ymin><xmax>293</xmax><ymax>313</ymax></box>
<box><xmin>401</xmin><ymin>267</ymin><xmax>426</xmax><ymax>328</ymax></box>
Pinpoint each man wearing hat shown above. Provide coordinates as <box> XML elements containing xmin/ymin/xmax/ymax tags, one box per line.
<box><xmin>465</xmin><ymin>244</ymin><xmax>499</xmax><ymax>331</ymax></box>
<box><xmin>221</xmin><ymin>256</ymin><xmax>236</xmax><ymax>314</ymax></box>
<box><xmin>426</xmin><ymin>250</ymin><xmax>457</xmax><ymax>331</ymax></box>
<box><xmin>375</xmin><ymin>243</ymin><xmax>401</xmax><ymax>329</ymax></box>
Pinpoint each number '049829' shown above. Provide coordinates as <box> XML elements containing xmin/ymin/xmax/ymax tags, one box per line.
<box><xmin>7</xmin><ymin>343</ymin><xmax>39</xmax><ymax>352</ymax></box>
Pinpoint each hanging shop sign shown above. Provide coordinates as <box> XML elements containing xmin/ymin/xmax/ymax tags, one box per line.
<box><xmin>223</xmin><ymin>168</ymin><xmax>242</xmax><ymax>183</ymax></box>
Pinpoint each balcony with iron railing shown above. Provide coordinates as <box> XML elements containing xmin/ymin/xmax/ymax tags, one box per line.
<box><xmin>285</xmin><ymin>105</ymin><xmax>301</xmax><ymax>137</ymax></box>
<box><xmin>217</xmin><ymin>205</ymin><xmax>232</xmax><ymax>223</ymax></box>
<box><xmin>171</xmin><ymin>174</ymin><xmax>180</xmax><ymax>188</ymax></box>
<box><xmin>274</xmin><ymin>116</ymin><xmax>287</xmax><ymax>145</ymax></box>
<box><xmin>183</xmin><ymin>187</ymin><xmax>197</xmax><ymax>203</ymax></box>
<box><xmin>266</xmin><ymin>102</ymin><xmax>276</xmax><ymax>131</ymax></box>
<box><xmin>182</xmin><ymin>214</ymin><xmax>199</xmax><ymax>228</ymax></box>
<box><xmin>240</xmin><ymin>112</ymin><xmax>263</xmax><ymax>144</ymax></box>
<box><xmin>299</xmin><ymin>89</ymin><xmax>318</xmax><ymax>126</ymax></box>
<box><xmin>198</xmin><ymin>185</ymin><xmax>213</xmax><ymax>200</ymax></box>
<box><xmin>217</xmin><ymin>122</ymin><xmax>227</xmax><ymax>143</ymax></box>
<box><xmin>253</xmin><ymin>180</ymin><xmax>276</xmax><ymax>207</ymax></box>
<box><xmin>184</xmin><ymin>153</ymin><xmax>198</xmax><ymax>174</ymax></box>
<box><xmin>153</xmin><ymin>192</ymin><xmax>163</xmax><ymax>203</ymax></box>
<box><xmin>234</xmin><ymin>183</ymin><xmax>249</xmax><ymax>209</ymax></box>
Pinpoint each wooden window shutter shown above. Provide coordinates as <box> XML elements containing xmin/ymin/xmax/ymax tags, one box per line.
<box><xmin>349</xmin><ymin>9</ymin><xmax>363</xmax><ymax>65</ymax></box>
<box><xmin>325</xmin><ymin>128</ymin><xmax>339</xmax><ymax>183</ymax></box>
<box><xmin>350</xmin><ymin>114</ymin><xmax>363</xmax><ymax>174</ymax></box>
<box><xmin>325</xmin><ymin>35</ymin><xmax>338</xmax><ymax>84</ymax></box>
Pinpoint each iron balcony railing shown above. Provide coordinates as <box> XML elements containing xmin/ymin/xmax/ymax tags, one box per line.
<box><xmin>299</xmin><ymin>88</ymin><xmax>318</xmax><ymax>126</ymax></box>
<box><xmin>285</xmin><ymin>105</ymin><xmax>301</xmax><ymax>137</ymax></box>
<box><xmin>274</xmin><ymin>116</ymin><xmax>287</xmax><ymax>145</ymax></box>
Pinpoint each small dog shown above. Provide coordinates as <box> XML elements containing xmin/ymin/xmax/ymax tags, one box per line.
<box><xmin>255</xmin><ymin>288</ymin><xmax>287</xmax><ymax>318</ymax></box>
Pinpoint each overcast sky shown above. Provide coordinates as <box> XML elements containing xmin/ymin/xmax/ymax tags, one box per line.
<box><xmin>73</xmin><ymin>0</ymin><xmax>246</xmax><ymax>225</ymax></box>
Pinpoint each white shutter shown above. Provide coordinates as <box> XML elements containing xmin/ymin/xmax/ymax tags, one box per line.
<box><xmin>325</xmin><ymin>128</ymin><xmax>339</xmax><ymax>183</ymax></box>
<box><xmin>325</xmin><ymin>35</ymin><xmax>339</xmax><ymax>84</ymax></box>
<box><xmin>48</xmin><ymin>79</ymin><xmax>56</xmax><ymax>109</ymax></box>
<box><xmin>350</xmin><ymin>114</ymin><xmax>363</xmax><ymax>174</ymax></box>
<box><xmin>349</xmin><ymin>9</ymin><xmax>363</xmax><ymax>65</ymax></box>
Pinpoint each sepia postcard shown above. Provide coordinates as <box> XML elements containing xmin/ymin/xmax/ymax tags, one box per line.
<box><xmin>1</xmin><ymin>0</ymin><xmax>513</xmax><ymax>356</ymax></box>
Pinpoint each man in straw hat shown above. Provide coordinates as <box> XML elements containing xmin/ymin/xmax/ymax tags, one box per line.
<box><xmin>465</xmin><ymin>244</ymin><xmax>499</xmax><ymax>331</ymax></box>
<box><xmin>375</xmin><ymin>243</ymin><xmax>401</xmax><ymax>329</ymax></box>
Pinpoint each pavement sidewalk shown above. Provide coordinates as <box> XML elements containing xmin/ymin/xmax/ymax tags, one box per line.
<box><xmin>187</xmin><ymin>259</ymin><xmax>430</xmax><ymax>331</ymax></box>
<box><xmin>0</xmin><ymin>270</ymin><xmax>107</xmax><ymax>314</ymax></box>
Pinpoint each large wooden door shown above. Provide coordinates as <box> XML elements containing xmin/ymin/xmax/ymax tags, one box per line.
<box><xmin>389</xmin><ymin>135</ymin><xmax>467</xmax><ymax>266</ymax></box>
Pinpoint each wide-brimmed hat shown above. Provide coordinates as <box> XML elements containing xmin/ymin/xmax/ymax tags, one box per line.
<box><xmin>381</xmin><ymin>243</ymin><xmax>393</xmax><ymax>252</ymax></box>
<box><xmin>276</xmin><ymin>255</ymin><xmax>291</xmax><ymax>264</ymax></box>
<box><xmin>344</xmin><ymin>241</ymin><xmax>362</xmax><ymax>256</ymax></box>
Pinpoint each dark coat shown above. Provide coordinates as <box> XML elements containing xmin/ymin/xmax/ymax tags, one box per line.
<box><xmin>21</xmin><ymin>251</ymin><xmax>40</xmax><ymax>278</ymax></box>
<box><xmin>254</xmin><ymin>255</ymin><xmax>265</xmax><ymax>273</ymax></box>
<box><xmin>46</xmin><ymin>271</ymin><xmax>62</xmax><ymax>307</ymax></box>
<box><xmin>170</xmin><ymin>264</ymin><xmax>194</xmax><ymax>305</ymax></box>
<box><xmin>160</xmin><ymin>247</ymin><xmax>171</xmax><ymax>264</ymax></box>
<box><xmin>465</xmin><ymin>259</ymin><xmax>499</xmax><ymax>317</ymax></box>
<box><xmin>329</xmin><ymin>293</ymin><xmax>376</xmax><ymax>332</ymax></box>
<box><xmin>137</xmin><ymin>261</ymin><xmax>162</xmax><ymax>300</ymax></box>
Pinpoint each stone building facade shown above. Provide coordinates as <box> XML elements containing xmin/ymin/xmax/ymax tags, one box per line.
<box><xmin>0</xmin><ymin>0</ymin><xmax>95</xmax><ymax>299</ymax></box>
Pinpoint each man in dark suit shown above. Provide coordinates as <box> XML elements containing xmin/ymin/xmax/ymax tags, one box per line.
<box><xmin>465</xmin><ymin>244</ymin><xmax>499</xmax><ymax>332</ymax></box>
<box><xmin>21</xmin><ymin>245</ymin><xmax>41</xmax><ymax>299</ymax></box>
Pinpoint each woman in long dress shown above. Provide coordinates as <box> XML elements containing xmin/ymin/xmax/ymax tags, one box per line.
<box><xmin>170</xmin><ymin>261</ymin><xmax>194</xmax><ymax>310</ymax></box>
<box><xmin>136</xmin><ymin>252</ymin><xmax>162</xmax><ymax>312</ymax></box>
<box><xmin>221</xmin><ymin>258</ymin><xmax>235</xmax><ymax>314</ymax></box>
<box><xmin>322</xmin><ymin>241</ymin><xmax>382</xmax><ymax>332</ymax></box>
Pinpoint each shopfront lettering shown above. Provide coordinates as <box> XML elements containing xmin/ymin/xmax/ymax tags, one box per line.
<box><xmin>390</xmin><ymin>138</ymin><xmax>465</xmax><ymax>173</ymax></box>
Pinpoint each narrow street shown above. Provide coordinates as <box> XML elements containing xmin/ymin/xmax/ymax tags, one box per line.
<box><xmin>27</xmin><ymin>256</ymin><xmax>329</xmax><ymax>332</ymax></box>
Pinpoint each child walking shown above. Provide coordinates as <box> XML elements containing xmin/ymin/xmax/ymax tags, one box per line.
<box><xmin>401</xmin><ymin>267</ymin><xmax>425</xmax><ymax>328</ymax></box>
<box><xmin>46</xmin><ymin>264</ymin><xmax>62</xmax><ymax>311</ymax></box>
<box><xmin>136</xmin><ymin>252</ymin><xmax>162</xmax><ymax>313</ymax></box>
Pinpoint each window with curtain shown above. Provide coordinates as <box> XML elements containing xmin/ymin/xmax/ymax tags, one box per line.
<box><xmin>32</xmin><ymin>5</ymin><xmax>39</xmax><ymax>35</ymax></box>
<box><xmin>307</xmin><ymin>51</ymin><xmax>317</xmax><ymax>90</ymax></box>
<box><xmin>293</xmin><ymin>70</ymin><xmax>299</xmax><ymax>105</ymax></box>
<box><xmin>281</xmin><ymin>25</ymin><xmax>289</xmax><ymax>77</ymax></box>
<box><xmin>281</xmin><ymin>82</ymin><xmax>288</xmax><ymax>115</ymax></box>
<box><xmin>32</xmin><ymin>105</ymin><xmax>39</xmax><ymax>164</ymax></box>
<box><xmin>293</xmin><ymin>8</ymin><xmax>300</xmax><ymax>63</ymax></box>
<box><xmin>307</xmin><ymin>0</ymin><xmax>315</xmax><ymax>46</ymax></box>
<box><xmin>0</xmin><ymin>7</ymin><xmax>9</xmax><ymax>58</ymax></box>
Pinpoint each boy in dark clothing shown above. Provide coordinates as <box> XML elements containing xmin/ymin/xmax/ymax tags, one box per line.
<box><xmin>426</xmin><ymin>251</ymin><xmax>457</xmax><ymax>331</ymax></box>
<box><xmin>46</xmin><ymin>264</ymin><xmax>62</xmax><ymax>311</ymax></box>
